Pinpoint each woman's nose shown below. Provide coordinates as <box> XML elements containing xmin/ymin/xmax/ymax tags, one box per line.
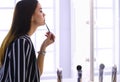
<box><xmin>43</xmin><ymin>13</ymin><xmax>45</xmax><ymax>16</ymax></box>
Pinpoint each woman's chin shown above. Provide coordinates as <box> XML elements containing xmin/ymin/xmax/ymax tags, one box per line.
<box><xmin>38</xmin><ymin>22</ymin><xmax>45</xmax><ymax>26</ymax></box>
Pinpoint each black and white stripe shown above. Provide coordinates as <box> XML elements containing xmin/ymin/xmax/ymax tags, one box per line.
<box><xmin>1</xmin><ymin>35</ymin><xmax>40</xmax><ymax>82</ymax></box>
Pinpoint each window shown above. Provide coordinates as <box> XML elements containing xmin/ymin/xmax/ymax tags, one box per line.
<box><xmin>94</xmin><ymin>0</ymin><xmax>120</xmax><ymax>74</ymax></box>
<box><xmin>71</xmin><ymin>0</ymin><xmax>120</xmax><ymax>81</ymax></box>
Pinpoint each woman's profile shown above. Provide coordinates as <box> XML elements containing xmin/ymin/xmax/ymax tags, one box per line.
<box><xmin>0</xmin><ymin>0</ymin><xmax>55</xmax><ymax>81</ymax></box>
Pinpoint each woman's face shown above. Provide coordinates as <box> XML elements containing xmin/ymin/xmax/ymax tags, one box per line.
<box><xmin>32</xmin><ymin>2</ymin><xmax>45</xmax><ymax>26</ymax></box>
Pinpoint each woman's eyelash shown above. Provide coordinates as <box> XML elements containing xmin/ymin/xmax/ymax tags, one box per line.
<box><xmin>40</xmin><ymin>10</ymin><xmax>43</xmax><ymax>12</ymax></box>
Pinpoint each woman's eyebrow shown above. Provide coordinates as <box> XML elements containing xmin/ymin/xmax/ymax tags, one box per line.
<box><xmin>39</xmin><ymin>8</ymin><xmax>42</xmax><ymax>9</ymax></box>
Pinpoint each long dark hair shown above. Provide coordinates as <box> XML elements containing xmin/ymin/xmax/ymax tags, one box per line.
<box><xmin>0</xmin><ymin>0</ymin><xmax>38</xmax><ymax>65</ymax></box>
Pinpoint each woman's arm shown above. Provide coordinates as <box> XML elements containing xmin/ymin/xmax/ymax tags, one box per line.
<box><xmin>37</xmin><ymin>52</ymin><xmax>45</xmax><ymax>75</ymax></box>
<box><xmin>37</xmin><ymin>32</ymin><xmax>55</xmax><ymax>76</ymax></box>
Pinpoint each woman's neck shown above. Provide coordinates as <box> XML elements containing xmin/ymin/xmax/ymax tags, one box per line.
<box><xmin>28</xmin><ymin>24</ymin><xmax>38</xmax><ymax>36</ymax></box>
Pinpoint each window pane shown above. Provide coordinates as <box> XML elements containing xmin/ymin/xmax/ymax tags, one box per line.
<box><xmin>0</xmin><ymin>0</ymin><xmax>15</xmax><ymax>7</ymax></box>
<box><xmin>0</xmin><ymin>9</ymin><xmax>13</xmax><ymax>30</ymax></box>
<box><xmin>96</xmin><ymin>9</ymin><xmax>113</xmax><ymax>28</ymax></box>
<box><xmin>95</xmin><ymin>49</ymin><xmax>113</xmax><ymax>72</ymax></box>
<box><xmin>0</xmin><ymin>31</ymin><xmax>8</xmax><ymax>45</ymax></box>
<box><xmin>96</xmin><ymin>0</ymin><xmax>113</xmax><ymax>7</ymax></box>
<box><xmin>94</xmin><ymin>30</ymin><xmax>97</xmax><ymax>48</ymax></box>
<box><xmin>97</xmin><ymin>29</ymin><xmax>113</xmax><ymax>48</ymax></box>
<box><xmin>38</xmin><ymin>0</ymin><xmax>53</xmax><ymax>8</ymax></box>
<box><xmin>44</xmin><ymin>52</ymin><xmax>56</xmax><ymax>72</ymax></box>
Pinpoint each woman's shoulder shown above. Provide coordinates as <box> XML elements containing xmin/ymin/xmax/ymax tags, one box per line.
<box><xmin>12</xmin><ymin>34</ymin><xmax>32</xmax><ymax>45</ymax></box>
<box><xmin>17</xmin><ymin>34</ymin><xmax>30</xmax><ymax>41</ymax></box>
<box><xmin>19</xmin><ymin>34</ymin><xmax>31</xmax><ymax>41</ymax></box>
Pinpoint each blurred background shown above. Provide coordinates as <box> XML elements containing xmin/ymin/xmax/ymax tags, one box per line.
<box><xmin>0</xmin><ymin>0</ymin><xmax>120</xmax><ymax>82</ymax></box>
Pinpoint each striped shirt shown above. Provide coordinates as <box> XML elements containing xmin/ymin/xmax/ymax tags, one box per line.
<box><xmin>1</xmin><ymin>35</ymin><xmax>40</xmax><ymax>82</ymax></box>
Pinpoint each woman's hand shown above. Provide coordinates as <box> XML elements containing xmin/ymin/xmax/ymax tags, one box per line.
<box><xmin>40</xmin><ymin>32</ymin><xmax>55</xmax><ymax>51</ymax></box>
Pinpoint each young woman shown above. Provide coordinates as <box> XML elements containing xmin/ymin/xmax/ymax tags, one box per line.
<box><xmin>0</xmin><ymin>0</ymin><xmax>55</xmax><ymax>81</ymax></box>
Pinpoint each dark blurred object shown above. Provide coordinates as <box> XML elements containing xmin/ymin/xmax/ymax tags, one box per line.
<box><xmin>99</xmin><ymin>64</ymin><xmax>105</xmax><ymax>82</ymax></box>
<box><xmin>76</xmin><ymin>65</ymin><xmax>82</xmax><ymax>82</ymax></box>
